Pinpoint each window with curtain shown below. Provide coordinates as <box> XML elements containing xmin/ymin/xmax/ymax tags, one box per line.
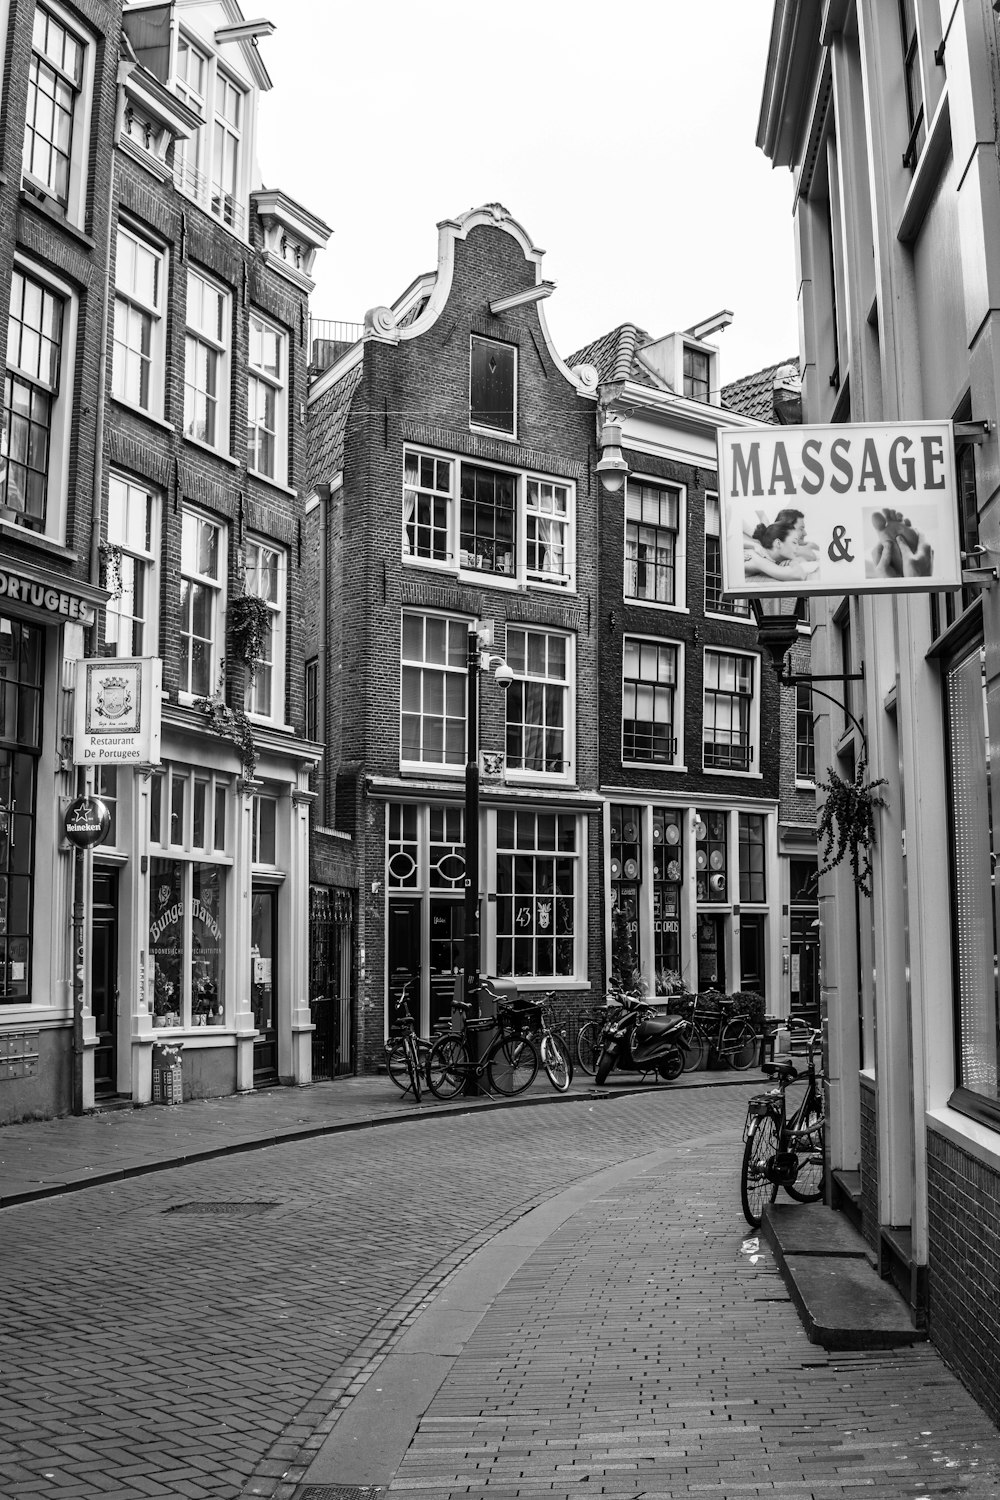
<box><xmin>625</xmin><ymin>481</ymin><xmax>679</xmax><ymax>605</ymax></box>
<box><xmin>403</xmin><ymin>450</ymin><xmax>452</xmax><ymax>561</ymax></box>
<box><xmin>106</xmin><ymin>473</ymin><xmax>158</xmax><ymax>657</ymax></box>
<box><xmin>622</xmin><ymin>638</ymin><xmax>679</xmax><ymax>765</ymax></box>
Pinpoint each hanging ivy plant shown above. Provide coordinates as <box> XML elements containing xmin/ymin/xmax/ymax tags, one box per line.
<box><xmin>228</xmin><ymin>592</ymin><xmax>271</xmax><ymax>674</ymax></box>
<box><xmin>815</xmin><ymin>757</ymin><xmax>887</xmax><ymax>897</ymax></box>
<box><xmin>193</xmin><ymin>666</ymin><xmax>259</xmax><ymax>781</ymax></box>
<box><xmin>99</xmin><ymin>541</ymin><xmax>125</xmax><ymax>602</ymax></box>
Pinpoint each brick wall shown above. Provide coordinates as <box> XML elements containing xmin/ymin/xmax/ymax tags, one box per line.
<box><xmin>859</xmin><ymin>1075</ymin><xmax>879</xmax><ymax>1252</ymax></box>
<box><xmin>926</xmin><ymin>1130</ymin><xmax>1000</xmax><ymax>1427</ymax></box>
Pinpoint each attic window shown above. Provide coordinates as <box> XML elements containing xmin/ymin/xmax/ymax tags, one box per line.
<box><xmin>683</xmin><ymin>346</ymin><xmax>710</xmax><ymax>403</ymax></box>
<box><xmin>470</xmin><ymin>336</ymin><xmax>516</xmax><ymax>436</ymax></box>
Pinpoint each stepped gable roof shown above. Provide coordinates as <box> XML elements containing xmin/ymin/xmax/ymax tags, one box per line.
<box><xmin>308</xmin><ymin>361</ymin><xmax>363</xmax><ymax>487</ymax></box>
<box><xmin>722</xmin><ymin>358</ymin><xmax>799</xmax><ymax>423</ymax></box>
<box><xmin>568</xmin><ymin>323</ymin><xmax>663</xmax><ymax>389</ymax></box>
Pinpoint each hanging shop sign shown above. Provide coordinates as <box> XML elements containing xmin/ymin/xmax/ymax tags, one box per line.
<box><xmin>64</xmin><ymin>796</ymin><xmax>111</xmax><ymax>849</ymax></box>
<box><xmin>0</xmin><ymin>566</ymin><xmax>97</xmax><ymax>624</ymax></box>
<box><xmin>73</xmin><ymin>656</ymin><xmax>162</xmax><ymax>765</ymax></box>
<box><xmin>717</xmin><ymin>420</ymin><xmax>961</xmax><ymax>597</ymax></box>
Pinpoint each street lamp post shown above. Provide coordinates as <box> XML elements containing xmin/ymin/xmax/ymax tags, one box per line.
<box><xmin>463</xmin><ymin>623</ymin><xmax>512</xmax><ymax>1018</ymax></box>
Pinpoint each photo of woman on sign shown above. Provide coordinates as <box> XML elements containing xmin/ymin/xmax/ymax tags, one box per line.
<box><xmin>743</xmin><ymin>512</ymin><xmax>819</xmax><ymax>582</ymax></box>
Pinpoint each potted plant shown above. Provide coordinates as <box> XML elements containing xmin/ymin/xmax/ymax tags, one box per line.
<box><xmin>816</xmin><ymin>756</ymin><xmax>888</xmax><ymax>897</ymax></box>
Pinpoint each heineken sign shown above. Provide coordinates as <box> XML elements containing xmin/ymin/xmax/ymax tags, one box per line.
<box><xmin>64</xmin><ymin>796</ymin><xmax>111</xmax><ymax>849</ymax></box>
<box><xmin>73</xmin><ymin>657</ymin><xmax>162</xmax><ymax>765</ymax></box>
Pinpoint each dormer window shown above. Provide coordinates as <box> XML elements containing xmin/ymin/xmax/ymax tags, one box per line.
<box><xmin>172</xmin><ymin>30</ymin><xmax>248</xmax><ymax>237</ymax></box>
<box><xmin>470</xmin><ymin>336</ymin><xmax>516</xmax><ymax>436</ymax></box>
<box><xmin>684</xmin><ymin>345</ymin><xmax>710</xmax><ymax>402</ymax></box>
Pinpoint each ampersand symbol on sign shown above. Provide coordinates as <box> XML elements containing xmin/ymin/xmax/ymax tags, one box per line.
<box><xmin>828</xmin><ymin>524</ymin><xmax>855</xmax><ymax>563</ymax></box>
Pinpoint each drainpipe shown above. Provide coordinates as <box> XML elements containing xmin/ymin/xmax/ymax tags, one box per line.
<box><xmin>316</xmin><ymin>482</ymin><xmax>331</xmax><ymax>827</ymax></box>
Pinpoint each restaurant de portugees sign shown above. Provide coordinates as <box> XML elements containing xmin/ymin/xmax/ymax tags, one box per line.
<box><xmin>72</xmin><ymin>657</ymin><xmax>162</xmax><ymax>765</ymax></box>
<box><xmin>717</xmin><ymin>420</ymin><xmax>961</xmax><ymax>597</ymax></box>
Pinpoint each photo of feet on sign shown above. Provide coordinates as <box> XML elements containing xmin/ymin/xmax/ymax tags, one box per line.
<box><xmin>863</xmin><ymin>506</ymin><xmax>936</xmax><ymax>579</ymax></box>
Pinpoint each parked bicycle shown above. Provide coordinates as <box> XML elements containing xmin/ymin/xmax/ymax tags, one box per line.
<box><xmin>516</xmin><ymin>992</ymin><xmax>573</xmax><ymax>1091</ymax></box>
<box><xmin>740</xmin><ymin>1020</ymin><xmax>826</xmax><ymax>1227</ymax></box>
<box><xmin>675</xmin><ymin>991</ymin><xmax>759</xmax><ymax>1073</ymax></box>
<box><xmin>384</xmin><ymin>981</ymin><xmax>426</xmax><ymax>1102</ymax></box>
<box><xmin>425</xmin><ymin>988</ymin><xmax>539</xmax><ymax>1100</ymax></box>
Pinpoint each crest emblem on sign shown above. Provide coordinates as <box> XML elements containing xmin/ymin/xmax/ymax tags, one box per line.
<box><xmin>95</xmin><ymin>675</ymin><xmax>132</xmax><ymax>722</ymax></box>
<box><xmin>537</xmin><ymin>900</ymin><xmax>551</xmax><ymax>930</ymax></box>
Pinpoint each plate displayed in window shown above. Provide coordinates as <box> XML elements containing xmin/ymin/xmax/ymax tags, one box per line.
<box><xmin>666</xmin><ymin>861</ymin><xmax>681</xmax><ymax>882</ymax></box>
<box><xmin>696</xmin><ymin>851</ymin><xmax>708</xmax><ymax>869</ymax></box>
<box><xmin>665</xmin><ymin>824</ymin><xmax>680</xmax><ymax>844</ymax></box>
<box><xmin>624</xmin><ymin>859</ymin><xmax>638</xmax><ymax>879</ymax></box>
<box><xmin>710</xmin><ymin>851</ymin><xmax>724</xmax><ymax>870</ymax></box>
<box><xmin>652</xmin><ymin>824</ymin><xmax>663</xmax><ymax>843</ymax></box>
<box><xmin>623</xmin><ymin>822</ymin><xmax>638</xmax><ymax>842</ymax></box>
<box><xmin>610</xmin><ymin>858</ymin><xmax>621</xmax><ymax>878</ymax></box>
<box><xmin>693</xmin><ymin>820</ymin><xmax>707</xmax><ymax>841</ymax></box>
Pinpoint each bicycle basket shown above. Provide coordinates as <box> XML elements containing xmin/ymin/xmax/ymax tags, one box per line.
<box><xmin>502</xmin><ymin>1000</ymin><xmax>542</xmax><ymax>1032</ymax></box>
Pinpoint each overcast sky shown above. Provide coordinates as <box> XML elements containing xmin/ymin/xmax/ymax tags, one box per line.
<box><xmin>256</xmin><ymin>2</ymin><xmax>798</xmax><ymax>387</ymax></box>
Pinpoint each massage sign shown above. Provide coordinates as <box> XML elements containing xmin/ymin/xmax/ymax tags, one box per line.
<box><xmin>717</xmin><ymin>421</ymin><xmax>961</xmax><ymax>597</ymax></box>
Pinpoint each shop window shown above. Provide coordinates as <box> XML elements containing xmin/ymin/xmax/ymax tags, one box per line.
<box><xmin>113</xmin><ymin>226</ymin><xmax>167</xmax><ymax>416</ymax></box>
<box><xmin>184</xmin><ymin>267</ymin><xmax>230</xmax><ymax>451</ymax></box>
<box><xmin>387</xmin><ymin>802</ymin><xmax>420</xmax><ymax>888</ymax></box>
<box><xmin>243</xmin><ymin>538</ymin><xmax>286</xmax><ymax>722</ymax></box>
<box><xmin>739</xmin><ymin>914</ymin><xmax>766</xmax><ymax>999</ymax></box>
<box><xmin>652</xmin><ymin>808</ymin><xmax>683</xmax><ymax>989</ymax></box>
<box><xmin>495</xmin><ymin>809</ymin><xmax>577</xmax><ymax>978</ymax></box>
<box><xmin>945</xmin><ymin>642</ymin><xmax>1000</xmax><ymax>1124</ymax></box>
<box><xmin>470</xmin><ymin>335</ymin><xmax>515</xmax><ymax>435</ymax></box>
<box><xmin>504</xmin><ymin>627</ymin><xmax>571</xmax><ymax>777</ymax></box>
<box><xmin>622</xmin><ymin>637</ymin><xmax>680</xmax><ymax>766</ymax></box>
<box><xmin>625</xmin><ymin>480</ymin><xmax>680</xmax><ymax>606</ymax></box>
<box><xmin>148</xmin><ymin>764</ymin><xmax>232</xmax><ymax>1029</ymax></box>
<box><xmin>179</xmin><ymin>508</ymin><xmax>226</xmax><ymax>698</ymax></box>
<box><xmin>252</xmin><ymin>794</ymin><xmax>277</xmax><ymax>865</ymax></box>
<box><xmin>0</xmin><ymin>617</ymin><xmax>43</xmax><ymax>1003</ymax></box>
<box><xmin>738</xmin><ymin>812</ymin><xmax>766</xmax><ymax>903</ymax></box>
<box><xmin>106</xmin><ymin>473</ymin><xmax>159</xmax><ymax>657</ymax></box>
<box><xmin>428</xmin><ymin>805</ymin><xmax>465</xmax><ymax>889</ymax></box>
<box><xmin>695</xmin><ymin>810</ymin><xmax>728</xmax><ymax>904</ymax></box>
<box><xmin>247</xmin><ymin>313</ymin><xmax>287</xmax><ymax>484</ymax></box>
<box><xmin>609</xmin><ymin>804</ymin><xmax>641</xmax><ymax>985</ymax></box>
<box><xmin>400</xmin><ymin>611</ymin><xmax>467</xmax><ymax>768</ymax></box>
<box><xmin>703</xmin><ymin>649</ymin><xmax>756</xmax><ymax>773</ymax></box>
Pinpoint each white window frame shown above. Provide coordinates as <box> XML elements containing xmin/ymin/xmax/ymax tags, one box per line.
<box><xmin>401</xmin><ymin>445</ymin><xmax>576</xmax><ymax>593</ymax></box>
<box><xmin>621</xmin><ymin>635</ymin><xmax>685</xmax><ymax>771</ymax></box>
<box><xmin>2</xmin><ymin>256</ymin><xmax>77</xmax><ymax>544</ymax></box>
<box><xmin>399</xmin><ymin>610</ymin><xmax>468</xmax><ymax>774</ymax></box>
<box><xmin>179</xmin><ymin>507</ymin><xmax>227</xmax><ymax>701</ymax></box>
<box><xmin>243</xmin><ymin>537</ymin><xmax>287</xmax><ymax>724</ymax></box>
<box><xmin>702</xmin><ymin>647</ymin><xmax>761</xmax><ymax>778</ymax></box>
<box><xmin>22</xmin><ymin>0</ymin><xmax>94</xmax><ymax>229</ymax></box>
<box><xmin>172</xmin><ymin>27</ymin><xmax>249</xmax><ymax>238</ymax></box>
<box><xmin>184</xmin><ymin>267</ymin><xmax>231</xmax><ymax>455</ymax></box>
<box><xmin>112</xmin><ymin>223</ymin><xmax>168</xmax><ymax>418</ymax></box>
<box><xmin>487</xmin><ymin>807</ymin><xmax>587</xmax><ymax>985</ymax></box>
<box><xmin>106</xmin><ymin>472</ymin><xmax>160</xmax><ymax>657</ymax></box>
<box><xmin>504</xmin><ymin>628</ymin><xmax>575</xmax><ymax>786</ymax></box>
<box><xmin>623</xmin><ymin>476</ymin><xmax>687</xmax><ymax>611</ymax></box>
<box><xmin>704</xmin><ymin>490</ymin><xmax>751</xmax><ymax>620</ymax></box>
<box><xmin>469</xmin><ymin>334</ymin><xmax>517</xmax><ymax>438</ymax></box>
<box><xmin>247</xmin><ymin>312</ymin><xmax>287</xmax><ymax>485</ymax></box>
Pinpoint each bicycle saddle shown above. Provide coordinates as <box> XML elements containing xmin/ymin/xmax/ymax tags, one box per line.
<box><xmin>761</xmin><ymin>1059</ymin><xmax>798</xmax><ymax>1080</ymax></box>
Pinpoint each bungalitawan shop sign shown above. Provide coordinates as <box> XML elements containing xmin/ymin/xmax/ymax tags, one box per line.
<box><xmin>717</xmin><ymin>420</ymin><xmax>961</xmax><ymax>597</ymax></box>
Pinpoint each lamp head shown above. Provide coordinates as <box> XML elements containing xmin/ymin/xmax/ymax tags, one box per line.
<box><xmin>596</xmin><ymin>420</ymin><xmax>629</xmax><ymax>493</ymax></box>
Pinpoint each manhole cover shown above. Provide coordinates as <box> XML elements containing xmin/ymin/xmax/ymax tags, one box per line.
<box><xmin>163</xmin><ymin>1201</ymin><xmax>280</xmax><ymax>1215</ymax></box>
<box><xmin>296</xmin><ymin>1488</ymin><xmax>381</xmax><ymax>1500</ymax></box>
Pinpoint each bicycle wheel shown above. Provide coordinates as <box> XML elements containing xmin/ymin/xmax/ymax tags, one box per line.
<box><xmin>741</xmin><ymin>1112</ymin><xmax>780</xmax><ymax>1227</ymax></box>
<box><xmin>404</xmin><ymin>1034</ymin><xmax>421</xmax><ymax>1102</ymax></box>
<box><xmin>488</xmin><ymin>1034</ymin><xmax>538</xmax><ymax>1096</ymax></box>
<box><xmin>540</xmin><ymin>1032</ymin><xmax>572</xmax><ymax>1092</ymax></box>
<box><xmin>425</xmin><ymin>1035</ymin><xmax>468</xmax><ymax>1100</ymax></box>
<box><xmin>576</xmin><ymin>1020</ymin><xmax>601</xmax><ymax>1075</ymax></box>
<box><xmin>786</xmin><ymin>1102</ymin><xmax>826</xmax><ymax>1202</ymax></box>
<box><xmin>386</xmin><ymin>1037</ymin><xmax>411</xmax><ymax>1092</ymax></box>
<box><xmin>722</xmin><ymin>1016</ymin><xmax>759</xmax><ymax>1071</ymax></box>
<box><xmin>678</xmin><ymin>1021</ymin><xmax>709</xmax><ymax>1073</ymax></box>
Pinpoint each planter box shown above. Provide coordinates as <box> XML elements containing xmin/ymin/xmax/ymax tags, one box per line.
<box><xmin>152</xmin><ymin>1063</ymin><xmax>183</xmax><ymax>1105</ymax></box>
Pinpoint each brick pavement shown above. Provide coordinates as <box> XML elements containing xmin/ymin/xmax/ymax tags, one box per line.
<box><xmin>1</xmin><ymin>1080</ymin><xmax>998</xmax><ymax>1500</ymax></box>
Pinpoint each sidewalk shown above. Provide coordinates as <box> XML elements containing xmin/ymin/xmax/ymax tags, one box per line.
<box><xmin>0</xmin><ymin>1063</ymin><xmax>762</xmax><ymax>1210</ymax></box>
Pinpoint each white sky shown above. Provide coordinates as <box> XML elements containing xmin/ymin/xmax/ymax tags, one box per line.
<box><xmin>256</xmin><ymin>1</ymin><xmax>799</xmax><ymax>386</ymax></box>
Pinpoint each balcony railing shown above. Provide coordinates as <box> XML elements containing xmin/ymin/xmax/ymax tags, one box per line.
<box><xmin>172</xmin><ymin>158</ymin><xmax>246</xmax><ymax>237</ymax></box>
<box><xmin>310</xmin><ymin>319</ymin><xmax>365</xmax><ymax>375</ymax></box>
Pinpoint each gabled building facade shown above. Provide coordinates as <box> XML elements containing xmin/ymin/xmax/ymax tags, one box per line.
<box><xmin>759</xmin><ymin>0</ymin><xmax>1000</xmax><ymax>1419</ymax></box>
<box><xmin>570</xmin><ymin>327</ymin><xmax>816</xmax><ymax>1013</ymax></box>
<box><xmin>305</xmin><ymin>205</ymin><xmax>603</xmax><ymax>1070</ymax></box>
<box><xmin>0</xmin><ymin>0</ymin><xmax>332</xmax><ymax>1123</ymax></box>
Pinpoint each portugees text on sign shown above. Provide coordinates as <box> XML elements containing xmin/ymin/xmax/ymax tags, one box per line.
<box><xmin>717</xmin><ymin>420</ymin><xmax>961</xmax><ymax>597</ymax></box>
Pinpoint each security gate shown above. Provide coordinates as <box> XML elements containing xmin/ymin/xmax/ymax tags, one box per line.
<box><xmin>309</xmin><ymin>886</ymin><xmax>354</xmax><ymax>1077</ymax></box>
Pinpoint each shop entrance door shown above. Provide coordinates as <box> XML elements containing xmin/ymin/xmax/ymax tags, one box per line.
<box><xmin>91</xmin><ymin>870</ymin><xmax>119</xmax><ymax>1095</ymax></box>
<box><xmin>251</xmin><ymin>887</ymin><xmax>278</xmax><ymax>1083</ymax></box>
<box><xmin>387</xmin><ymin>898</ymin><xmax>421</xmax><ymax>1031</ymax></box>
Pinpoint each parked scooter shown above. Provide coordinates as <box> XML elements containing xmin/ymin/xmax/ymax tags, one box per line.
<box><xmin>594</xmin><ymin>991</ymin><xmax>688</xmax><ymax>1085</ymax></box>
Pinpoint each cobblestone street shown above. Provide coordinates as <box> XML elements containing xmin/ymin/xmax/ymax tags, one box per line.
<box><xmin>2</xmin><ymin>1083</ymin><xmax>999</xmax><ymax>1499</ymax></box>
